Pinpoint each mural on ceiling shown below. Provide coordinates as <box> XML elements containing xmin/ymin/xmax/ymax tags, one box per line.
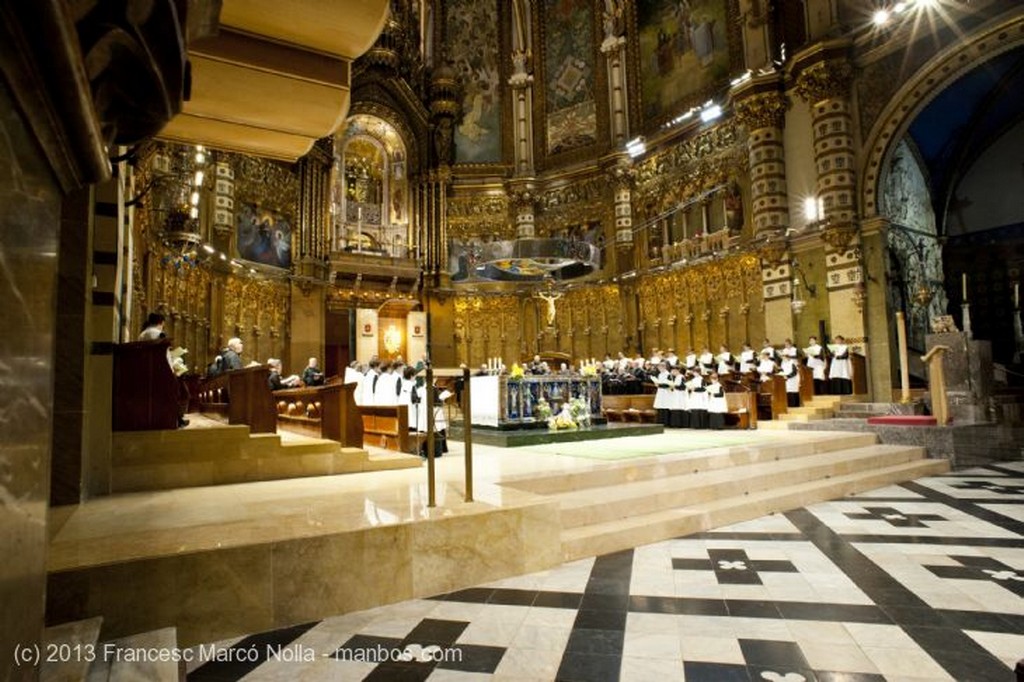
<box><xmin>236</xmin><ymin>203</ymin><xmax>292</xmax><ymax>269</ymax></box>
<box><xmin>637</xmin><ymin>0</ymin><xmax>731</xmax><ymax>126</ymax></box>
<box><xmin>881</xmin><ymin>138</ymin><xmax>947</xmax><ymax>350</ymax></box>
<box><xmin>447</xmin><ymin>0</ymin><xmax>502</xmax><ymax>163</ymax></box>
<box><xmin>543</xmin><ymin>0</ymin><xmax>596</xmax><ymax>155</ymax></box>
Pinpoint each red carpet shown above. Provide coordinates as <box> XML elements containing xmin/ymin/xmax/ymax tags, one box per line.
<box><xmin>867</xmin><ymin>415</ymin><xmax>938</xmax><ymax>426</ymax></box>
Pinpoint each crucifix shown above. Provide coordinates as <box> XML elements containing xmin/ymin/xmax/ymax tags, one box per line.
<box><xmin>535</xmin><ymin>286</ymin><xmax>563</xmax><ymax>327</ymax></box>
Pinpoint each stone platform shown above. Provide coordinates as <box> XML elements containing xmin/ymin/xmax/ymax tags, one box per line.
<box><xmin>448</xmin><ymin>422</ymin><xmax>663</xmax><ymax>447</ymax></box>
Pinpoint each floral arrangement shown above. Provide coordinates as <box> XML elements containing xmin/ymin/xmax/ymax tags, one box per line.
<box><xmin>509</xmin><ymin>363</ymin><xmax>525</xmax><ymax>380</ymax></box>
<box><xmin>548</xmin><ymin>412</ymin><xmax>578</xmax><ymax>430</ymax></box>
<box><xmin>534</xmin><ymin>398</ymin><xmax>552</xmax><ymax>420</ymax></box>
<box><xmin>569</xmin><ymin>396</ymin><xmax>591</xmax><ymax>427</ymax></box>
<box><xmin>580</xmin><ymin>364</ymin><xmax>598</xmax><ymax>377</ymax></box>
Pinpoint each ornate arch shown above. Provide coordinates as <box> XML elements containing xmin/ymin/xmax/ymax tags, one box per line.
<box><xmin>859</xmin><ymin>11</ymin><xmax>1024</xmax><ymax>218</ymax></box>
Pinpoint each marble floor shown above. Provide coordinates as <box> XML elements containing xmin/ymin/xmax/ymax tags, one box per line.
<box><xmin>182</xmin><ymin>461</ymin><xmax>1024</xmax><ymax>682</ymax></box>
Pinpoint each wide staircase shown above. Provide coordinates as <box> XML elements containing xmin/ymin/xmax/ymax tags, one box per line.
<box><xmin>112</xmin><ymin>418</ymin><xmax>420</xmax><ymax>492</ymax></box>
<box><xmin>502</xmin><ymin>432</ymin><xmax>947</xmax><ymax>562</ymax></box>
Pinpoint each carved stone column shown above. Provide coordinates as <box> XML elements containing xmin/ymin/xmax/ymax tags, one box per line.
<box><xmin>508</xmin><ymin>185</ymin><xmax>537</xmax><ymax>238</ymax></box>
<box><xmin>794</xmin><ymin>57</ymin><xmax>857</xmax><ymax>240</ymax></box>
<box><xmin>607</xmin><ymin>157</ymin><xmax>636</xmax><ymax>274</ymax></box>
<box><xmin>509</xmin><ymin>50</ymin><xmax>535</xmax><ymax>176</ymax></box>
<box><xmin>734</xmin><ymin>84</ymin><xmax>789</xmax><ymax>234</ymax></box>
<box><xmin>600</xmin><ymin>14</ymin><xmax>630</xmax><ymax>147</ymax></box>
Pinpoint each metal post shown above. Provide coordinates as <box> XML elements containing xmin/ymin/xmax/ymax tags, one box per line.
<box><xmin>426</xmin><ymin>366</ymin><xmax>436</xmax><ymax>507</ymax></box>
<box><xmin>462</xmin><ymin>367</ymin><xmax>473</xmax><ymax>502</ymax></box>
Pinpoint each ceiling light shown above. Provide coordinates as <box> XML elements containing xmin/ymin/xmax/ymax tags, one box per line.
<box><xmin>873</xmin><ymin>9</ymin><xmax>890</xmax><ymax>26</ymax></box>
<box><xmin>700</xmin><ymin>104</ymin><xmax>722</xmax><ymax>122</ymax></box>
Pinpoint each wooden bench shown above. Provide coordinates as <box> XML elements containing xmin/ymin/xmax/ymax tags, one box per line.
<box><xmin>273</xmin><ymin>382</ymin><xmax>363</xmax><ymax>447</ymax></box>
<box><xmin>757</xmin><ymin>374</ymin><xmax>788</xmax><ymax>421</ymax></box>
<box><xmin>112</xmin><ymin>340</ymin><xmax>180</xmax><ymax>431</ymax></box>
<box><xmin>197</xmin><ymin>365</ymin><xmax>277</xmax><ymax>433</ymax></box>
<box><xmin>601</xmin><ymin>394</ymin><xmax>657</xmax><ymax>423</ymax></box>
<box><xmin>360</xmin><ymin>405</ymin><xmax>412</xmax><ymax>452</ymax></box>
<box><xmin>724</xmin><ymin>388</ymin><xmax>757</xmax><ymax>430</ymax></box>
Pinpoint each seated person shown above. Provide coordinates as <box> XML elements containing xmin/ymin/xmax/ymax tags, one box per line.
<box><xmin>220</xmin><ymin>337</ymin><xmax>245</xmax><ymax>372</ymax></box>
<box><xmin>267</xmin><ymin>358</ymin><xmax>301</xmax><ymax>390</ymax></box>
<box><xmin>302</xmin><ymin>357</ymin><xmax>325</xmax><ymax>386</ymax></box>
<box><xmin>139</xmin><ymin>312</ymin><xmax>190</xmax><ymax>428</ymax></box>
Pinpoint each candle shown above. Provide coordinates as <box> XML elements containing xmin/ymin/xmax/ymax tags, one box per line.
<box><xmin>1016</xmin><ymin>282</ymin><xmax>1019</xmax><ymax>309</ymax></box>
<box><xmin>962</xmin><ymin>273</ymin><xmax>967</xmax><ymax>301</ymax></box>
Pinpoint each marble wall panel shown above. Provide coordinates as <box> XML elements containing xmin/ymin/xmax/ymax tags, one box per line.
<box><xmin>0</xmin><ymin>81</ymin><xmax>61</xmax><ymax>681</ymax></box>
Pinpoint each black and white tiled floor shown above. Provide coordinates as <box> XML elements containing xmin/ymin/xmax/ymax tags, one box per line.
<box><xmin>187</xmin><ymin>463</ymin><xmax>1024</xmax><ymax>681</ymax></box>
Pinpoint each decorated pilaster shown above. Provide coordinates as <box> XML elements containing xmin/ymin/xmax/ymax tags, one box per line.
<box><xmin>606</xmin><ymin>156</ymin><xmax>635</xmax><ymax>273</ymax></box>
<box><xmin>733</xmin><ymin>82</ymin><xmax>789</xmax><ymax>235</ymax></box>
<box><xmin>425</xmin><ymin>63</ymin><xmax>459</xmax><ymax>280</ymax></box>
<box><xmin>600</xmin><ymin>0</ymin><xmax>630</xmax><ymax>147</ymax></box>
<box><xmin>795</xmin><ymin>49</ymin><xmax>868</xmax><ymax>379</ymax></box>
<box><xmin>509</xmin><ymin>186</ymin><xmax>537</xmax><ymax>238</ymax></box>
<box><xmin>759</xmin><ymin>241</ymin><xmax>794</xmax><ymax>346</ymax></box>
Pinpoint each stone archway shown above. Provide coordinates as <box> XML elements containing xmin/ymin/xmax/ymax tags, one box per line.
<box><xmin>859</xmin><ymin>11</ymin><xmax>1024</xmax><ymax>219</ymax></box>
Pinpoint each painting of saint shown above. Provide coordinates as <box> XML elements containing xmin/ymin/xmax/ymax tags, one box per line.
<box><xmin>236</xmin><ymin>203</ymin><xmax>292</xmax><ymax>269</ymax></box>
<box><xmin>637</xmin><ymin>0</ymin><xmax>732</xmax><ymax>126</ymax></box>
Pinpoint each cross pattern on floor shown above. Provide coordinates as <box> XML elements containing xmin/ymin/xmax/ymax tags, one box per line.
<box><xmin>330</xmin><ymin>618</ymin><xmax>505</xmax><ymax>680</ymax></box>
<box><xmin>948</xmin><ymin>480</ymin><xmax>1024</xmax><ymax>495</ymax></box>
<box><xmin>924</xmin><ymin>555</ymin><xmax>1024</xmax><ymax>598</ymax></box>
<box><xmin>672</xmin><ymin>548</ymin><xmax>798</xmax><ymax>585</ymax></box>
<box><xmin>843</xmin><ymin>505</ymin><xmax>947</xmax><ymax>528</ymax></box>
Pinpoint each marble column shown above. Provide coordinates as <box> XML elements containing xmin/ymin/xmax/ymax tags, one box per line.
<box><xmin>509</xmin><ymin>51</ymin><xmax>535</xmax><ymax>176</ymax></box>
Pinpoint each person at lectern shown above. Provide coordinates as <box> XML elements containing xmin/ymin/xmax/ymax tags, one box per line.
<box><xmin>414</xmin><ymin>380</ymin><xmax>452</xmax><ymax>457</ymax></box>
<box><xmin>302</xmin><ymin>357</ymin><xmax>325</xmax><ymax>386</ymax></box>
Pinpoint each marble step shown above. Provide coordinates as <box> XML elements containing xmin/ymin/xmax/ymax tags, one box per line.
<box><xmin>502</xmin><ymin>433</ymin><xmax>879</xmax><ymax>495</ymax></box>
<box><xmin>777</xmin><ymin>412</ymin><xmax>830</xmax><ymax>422</ymax></box>
<box><xmin>41</xmin><ymin>617</ymin><xmax>103</xmax><ymax>682</ymax></box>
<box><xmin>558</xmin><ymin>444</ymin><xmax>927</xmax><ymax>529</ymax></box>
<box><xmin>561</xmin><ymin>457</ymin><xmax>948</xmax><ymax>561</ymax></box>
<box><xmin>756</xmin><ymin>420</ymin><xmax>794</xmax><ymax>430</ymax></box>
<box><xmin>87</xmin><ymin>627</ymin><xmax>182</xmax><ymax>682</ymax></box>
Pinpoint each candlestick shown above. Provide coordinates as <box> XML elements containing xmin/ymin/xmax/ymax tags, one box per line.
<box><xmin>896</xmin><ymin>312</ymin><xmax>910</xmax><ymax>404</ymax></box>
<box><xmin>962</xmin><ymin>273</ymin><xmax>967</xmax><ymax>301</ymax></box>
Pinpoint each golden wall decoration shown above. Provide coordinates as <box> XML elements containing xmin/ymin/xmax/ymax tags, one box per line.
<box><xmin>636</xmin><ymin>253</ymin><xmax>761</xmax><ymax>353</ymax></box>
<box><xmin>446</xmin><ymin>194</ymin><xmax>512</xmax><ymax>240</ymax></box>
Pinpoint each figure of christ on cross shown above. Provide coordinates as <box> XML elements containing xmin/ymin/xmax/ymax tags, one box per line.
<box><xmin>536</xmin><ymin>289</ymin><xmax>563</xmax><ymax>327</ymax></box>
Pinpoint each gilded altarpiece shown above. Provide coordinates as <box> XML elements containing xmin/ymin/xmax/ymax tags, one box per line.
<box><xmin>548</xmin><ymin>285</ymin><xmax>624</xmax><ymax>361</ymax></box>
<box><xmin>454</xmin><ymin>296</ymin><xmax>522</xmax><ymax>367</ymax></box>
<box><xmin>636</xmin><ymin>253</ymin><xmax>761</xmax><ymax>354</ymax></box>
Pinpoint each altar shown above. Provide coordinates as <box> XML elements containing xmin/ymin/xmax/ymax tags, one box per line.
<box><xmin>469</xmin><ymin>375</ymin><xmax>602</xmax><ymax>428</ymax></box>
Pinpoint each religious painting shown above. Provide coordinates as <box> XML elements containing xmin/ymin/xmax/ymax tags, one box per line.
<box><xmin>637</xmin><ymin>0</ymin><xmax>732</xmax><ymax>126</ymax></box>
<box><xmin>235</xmin><ymin>203</ymin><xmax>291</xmax><ymax>269</ymax></box>
<box><xmin>544</xmin><ymin>0</ymin><xmax>597</xmax><ymax>155</ymax></box>
<box><xmin>447</xmin><ymin>0</ymin><xmax>502</xmax><ymax>163</ymax></box>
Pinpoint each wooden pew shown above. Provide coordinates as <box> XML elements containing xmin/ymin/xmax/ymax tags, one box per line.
<box><xmin>724</xmin><ymin>382</ymin><xmax>757</xmax><ymax>430</ymax></box>
<box><xmin>112</xmin><ymin>340</ymin><xmax>180</xmax><ymax>431</ymax></box>
<box><xmin>799</xmin><ymin>365</ymin><xmax>814</xmax><ymax>405</ymax></box>
<box><xmin>198</xmin><ymin>365</ymin><xmax>277</xmax><ymax>433</ymax></box>
<box><xmin>757</xmin><ymin>375</ymin><xmax>788</xmax><ymax>421</ymax></box>
<box><xmin>601</xmin><ymin>394</ymin><xmax>657</xmax><ymax>422</ymax></box>
<box><xmin>272</xmin><ymin>383</ymin><xmax>363</xmax><ymax>447</ymax></box>
<box><xmin>360</xmin><ymin>405</ymin><xmax>411</xmax><ymax>452</ymax></box>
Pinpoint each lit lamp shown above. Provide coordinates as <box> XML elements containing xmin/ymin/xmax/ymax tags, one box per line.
<box><xmin>790</xmin><ymin>278</ymin><xmax>807</xmax><ymax>315</ymax></box>
<box><xmin>912</xmin><ymin>282</ymin><xmax>933</xmax><ymax>308</ymax></box>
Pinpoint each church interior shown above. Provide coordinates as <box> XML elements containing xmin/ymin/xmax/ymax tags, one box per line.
<box><xmin>3</xmin><ymin>0</ymin><xmax>1024</xmax><ymax>680</ymax></box>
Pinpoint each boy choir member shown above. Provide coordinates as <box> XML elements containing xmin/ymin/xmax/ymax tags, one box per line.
<box><xmin>804</xmin><ymin>336</ymin><xmax>827</xmax><ymax>394</ymax></box>
<box><xmin>761</xmin><ymin>338</ymin><xmax>780</xmax><ymax>363</ymax></box>
<box><xmin>652</xmin><ymin>362</ymin><xmax>673</xmax><ymax>426</ymax></box>
<box><xmin>681</xmin><ymin>348</ymin><xmax>695</xmax><ymax>371</ymax></box>
<box><xmin>398</xmin><ymin>366</ymin><xmax>418</xmax><ymax>431</ymax></box>
<box><xmin>716</xmin><ymin>344</ymin><xmax>735</xmax><ymax>376</ymax></box>
<box><xmin>756</xmin><ymin>349</ymin><xmax>778</xmax><ymax>383</ymax></box>
<box><xmin>781</xmin><ymin>339</ymin><xmax>798</xmax><ymax>361</ymax></box>
<box><xmin>698</xmin><ymin>346</ymin><xmax>715</xmax><ymax>375</ymax></box>
<box><xmin>414</xmin><ymin>379</ymin><xmax>453</xmax><ymax>457</ymax></box>
<box><xmin>828</xmin><ymin>335</ymin><xmax>853</xmax><ymax>394</ymax></box>
<box><xmin>669</xmin><ymin>366</ymin><xmax>687</xmax><ymax>428</ymax></box>
<box><xmin>664</xmin><ymin>348</ymin><xmax>679</xmax><ymax>366</ymax></box>
<box><xmin>738</xmin><ymin>342</ymin><xmax>756</xmax><ymax>374</ymax></box>
<box><xmin>706</xmin><ymin>372</ymin><xmax>728</xmax><ymax>430</ymax></box>
<box><xmin>686</xmin><ymin>370</ymin><xmax>709</xmax><ymax>429</ymax></box>
<box><xmin>779</xmin><ymin>353</ymin><xmax>801</xmax><ymax>407</ymax></box>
